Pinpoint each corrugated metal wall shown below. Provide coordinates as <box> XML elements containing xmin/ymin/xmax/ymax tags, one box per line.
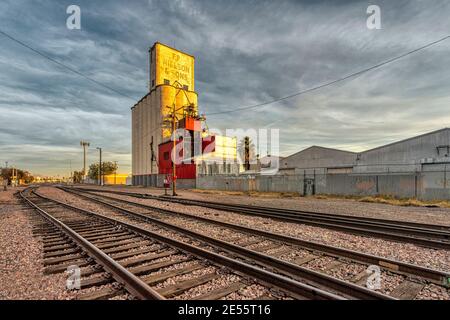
<box><xmin>197</xmin><ymin>168</ymin><xmax>450</xmax><ymax>200</ymax></box>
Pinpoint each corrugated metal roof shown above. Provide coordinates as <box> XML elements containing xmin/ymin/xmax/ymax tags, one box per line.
<box><xmin>361</xmin><ymin>128</ymin><xmax>450</xmax><ymax>154</ymax></box>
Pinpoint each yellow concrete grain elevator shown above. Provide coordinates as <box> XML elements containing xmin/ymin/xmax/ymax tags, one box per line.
<box><xmin>131</xmin><ymin>42</ymin><xmax>239</xmax><ymax>187</ymax></box>
<box><xmin>132</xmin><ymin>42</ymin><xmax>198</xmax><ymax>186</ymax></box>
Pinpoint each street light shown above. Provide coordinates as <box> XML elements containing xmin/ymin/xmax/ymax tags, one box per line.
<box><xmin>96</xmin><ymin>147</ymin><xmax>103</xmax><ymax>186</ymax></box>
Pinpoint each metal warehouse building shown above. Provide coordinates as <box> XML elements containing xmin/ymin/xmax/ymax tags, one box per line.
<box><xmin>354</xmin><ymin>128</ymin><xmax>450</xmax><ymax>174</ymax></box>
<box><xmin>197</xmin><ymin>128</ymin><xmax>450</xmax><ymax>200</ymax></box>
<box><xmin>279</xmin><ymin>146</ymin><xmax>357</xmax><ymax>175</ymax></box>
<box><xmin>280</xmin><ymin>128</ymin><xmax>450</xmax><ymax>174</ymax></box>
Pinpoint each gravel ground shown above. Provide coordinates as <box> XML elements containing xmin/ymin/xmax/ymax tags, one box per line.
<box><xmin>38</xmin><ymin>187</ymin><xmax>302</xmax><ymax>299</ymax></box>
<box><xmin>0</xmin><ymin>188</ymin><xmax>77</xmax><ymax>300</ymax></box>
<box><xmin>154</xmin><ymin>266</ymin><xmax>218</xmax><ymax>289</ymax></box>
<box><xmin>378</xmin><ymin>273</ymin><xmax>405</xmax><ymax>295</ymax></box>
<box><xmin>80</xmin><ymin>185</ymin><xmax>450</xmax><ymax>226</ymax></box>
<box><xmin>175</xmin><ymin>274</ymin><xmax>242</xmax><ymax>300</ymax></box>
<box><xmin>37</xmin><ymin>187</ymin><xmax>450</xmax><ymax>299</ymax></box>
<box><xmin>1</xmin><ymin>187</ymin><xmax>296</xmax><ymax>300</ymax></box>
<box><xmin>85</xmin><ymin>190</ymin><xmax>450</xmax><ymax>273</ymax></box>
<box><xmin>326</xmin><ymin>262</ymin><xmax>366</xmax><ymax>280</ymax></box>
<box><xmin>33</xmin><ymin>188</ymin><xmax>270</xmax><ymax>299</ymax></box>
<box><xmin>415</xmin><ymin>284</ymin><xmax>450</xmax><ymax>300</ymax></box>
<box><xmin>222</xmin><ymin>284</ymin><xmax>281</xmax><ymax>300</ymax></box>
<box><xmin>143</xmin><ymin>260</ymin><xmax>201</xmax><ymax>278</ymax></box>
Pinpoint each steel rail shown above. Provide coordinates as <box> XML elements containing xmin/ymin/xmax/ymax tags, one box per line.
<box><xmin>29</xmin><ymin>189</ymin><xmax>347</xmax><ymax>300</ymax></box>
<box><xmin>70</xmin><ymin>187</ymin><xmax>450</xmax><ymax>231</ymax></box>
<box><xmin>75</xmin><ymin>186</ymin><xmax>450</xmax><ymax>232</ymax></box>
<box><xmin>53</xmin><ymin>188</ymin><xmax>402</xmax><ymax>299</ymax></box>
<box><xmin>62</xmin><ymin>186</ymin><xmax>450</xmax><ymax>287</ymax></box>
<box><xmin>20</xmin><ymin>188</ymin><xmax>165</xmax><ymax>300</ymax></box>
<box><xmin>70</xmin><ymin>187</ymin><xmax>450</xmax><ymax>249</ymax></box>
<box><xmin>163</xmin><ymin>199</ymin><xmax>450</xmax><ymax>237</ymax></box>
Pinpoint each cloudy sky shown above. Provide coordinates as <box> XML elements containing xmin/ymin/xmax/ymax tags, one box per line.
<box><xmin>1</xmin><ymin>0</ymin><xmax>450</xmax><ymax>176</ymax></box>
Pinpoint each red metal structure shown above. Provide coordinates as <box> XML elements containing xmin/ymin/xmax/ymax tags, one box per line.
<box><xmin>158</xmin><ymin>115</ymin><xmax>215</xmax><ymax>180</ymax></box>
<box><xmin>158</xmin><ymin>139</ymin><xmax>196</xmax><ymax>179</ymax></box>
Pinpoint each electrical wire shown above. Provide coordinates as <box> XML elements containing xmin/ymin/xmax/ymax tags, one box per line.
<box><xmin>2</xmin><ymin>28</ymin><xmax>448</xmax><ymax>117</ymax></box>
<box><xmin>0</xmin><ymin>29</ymin><xmax>138</xmax><ymax>101</ymax></box>
<box><xmin>206</xmin><ymin>35</ymin><xmax>450</xmax><ymax>116</ymax></box>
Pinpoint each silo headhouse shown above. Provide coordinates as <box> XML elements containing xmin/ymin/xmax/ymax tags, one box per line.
<box><xmin>131</xmin><ymin>42</ymin><xmax>239</xmax><ymax>188</ymax></box>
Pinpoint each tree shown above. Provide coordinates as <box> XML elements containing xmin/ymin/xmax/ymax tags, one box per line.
<box><xmin>88</xmin><ymin>161</ymin><xmax>118</xmax><ymax>180</ymax></box>
<box><xmin>237</xmin><ymin>137</ymin><xmax>257</xmax><ymax>168</ymax></box>
<box><xmin>73</xmin><ymin>171</ymin><xmax>83</xmax><ymax>183</ymax></box>
<box><xmin>0</xmin><ymin>168</ymin><xmax>34</xmax><ymax>184</ymax></box>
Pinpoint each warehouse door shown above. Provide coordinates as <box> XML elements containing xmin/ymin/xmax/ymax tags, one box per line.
<box><xmin>304</xmin><ymin>179</ymin><xmax>315</xmax><ymax>196</ymax></box>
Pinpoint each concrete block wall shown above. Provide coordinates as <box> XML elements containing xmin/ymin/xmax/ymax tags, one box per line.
<box><xmin>132</xmin><ymin>174</ymin><xmax>195</xmax><ymax>189</ymax></box>
<box><xmin>196</xmin><ymin>175</ymin><xmax>256</xmax><ymax>192</ymax></box>
<box><xmin>256</xmin><ymin>175</ymin><xmax>305</xmax><ymax>194</ymax></box>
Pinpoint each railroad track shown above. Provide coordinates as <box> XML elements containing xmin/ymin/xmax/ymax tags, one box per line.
<box><xmin>20</xmin><ymin>187</ymin><xmax>383</xmax><ymax>300</ymax></box>
<box><xmin>58</xmin><ymin>186</ymin><xmax>450</xmax><ymax>299</ymax></box>
<box><xmin>70</xmin><ymin>186</ymin><xmax>450</xmax><ymax>250</ymax></box>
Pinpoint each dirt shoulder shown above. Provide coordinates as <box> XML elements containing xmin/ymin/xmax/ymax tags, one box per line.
<box><xmin>0</xmin><ymin>188</ymin><xmax>75</xmax><ymax>299</ymax></box>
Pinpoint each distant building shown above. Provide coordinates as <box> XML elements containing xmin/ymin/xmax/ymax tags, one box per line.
<box><xmin>103</xmin><ymin>174</ymin><xmax>131</xmax><ymax>185</ymax></box>
<box><xmin>197</xmin><ymin>128</ymin><xmax>450</xmax><ymax>200</ymax></box>
<box><xmin>354</xmin><ymin>128</ymin><xmax>450</xmax><ymax>174</ymax></box>
<box><xmin>279</xmin><ymin>128</ymin><xmax>450</xmax><ymax>175</ymax></box>
<box><xmin>279</xmin><ymin>146</ymin><xmax>356</xmax><ymax>175</ymax></box>
<box><xmin>196</xmin><ymin>136</ymin><xmax>241</xmax><ymax>176</ymax></box>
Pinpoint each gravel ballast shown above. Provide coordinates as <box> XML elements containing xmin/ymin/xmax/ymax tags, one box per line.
<box><xmin>82</xmin><ymin>189</ymin><xmax>450</xmax><ymax>273</ymax></box>
<box><xmin>80</xmin><ymin>185</ymin><xmax>450</xmax><ymax>226</ymax></box>
<box><xmin>36</xmin><ymin>187</ymin><xmax>450</xmax><ymax>300</ymax></box>
<box><xmin>0</xmin><ymin>188</ymin><xmax>77</xmax><ymax>300</ymax></box>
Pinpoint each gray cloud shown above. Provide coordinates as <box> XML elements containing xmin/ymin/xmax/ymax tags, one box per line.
<box><xmin>0</xmin><ymin>0</ymin><xmax>450</xmax><ymax>175</ymax></box>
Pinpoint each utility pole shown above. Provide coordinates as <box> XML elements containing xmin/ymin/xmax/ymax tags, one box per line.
<box><xmin>172</xmin><ymin>107</ymin><xmax>177</xmax><ymax>196</ymax></box>
<box><xmin>80</xmin><ymin>141</ymin><xmax>90</xmax><ymax>183</ymax></box>
<box><xmin>163</xmin><ymin>104</ymin><xmax>185</xmax><ymax>196</ymax></box>
<box><xmin>162</xmin><ymin>86</ymin><xmax>199</xmax><ymax>196</ymax></box>
<box><xmin>96</xmin><ymin>147</ymin><xmax>102</xmax><ymax>186</ymax></box>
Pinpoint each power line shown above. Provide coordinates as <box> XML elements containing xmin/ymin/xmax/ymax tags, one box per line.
<box><xmin>206</xmin><ymin>35</ymin><xmax>450</xmax><ymax>116</ymax></box>
<box><xmin>2</xmin><ymin>28</ymin><xmax>448</xmax><ymax>116</ymax></box>
<box><xmin>0</xmin><ymin>29</ymin><xmax>138</xmax><ymax>101</ymax></box>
